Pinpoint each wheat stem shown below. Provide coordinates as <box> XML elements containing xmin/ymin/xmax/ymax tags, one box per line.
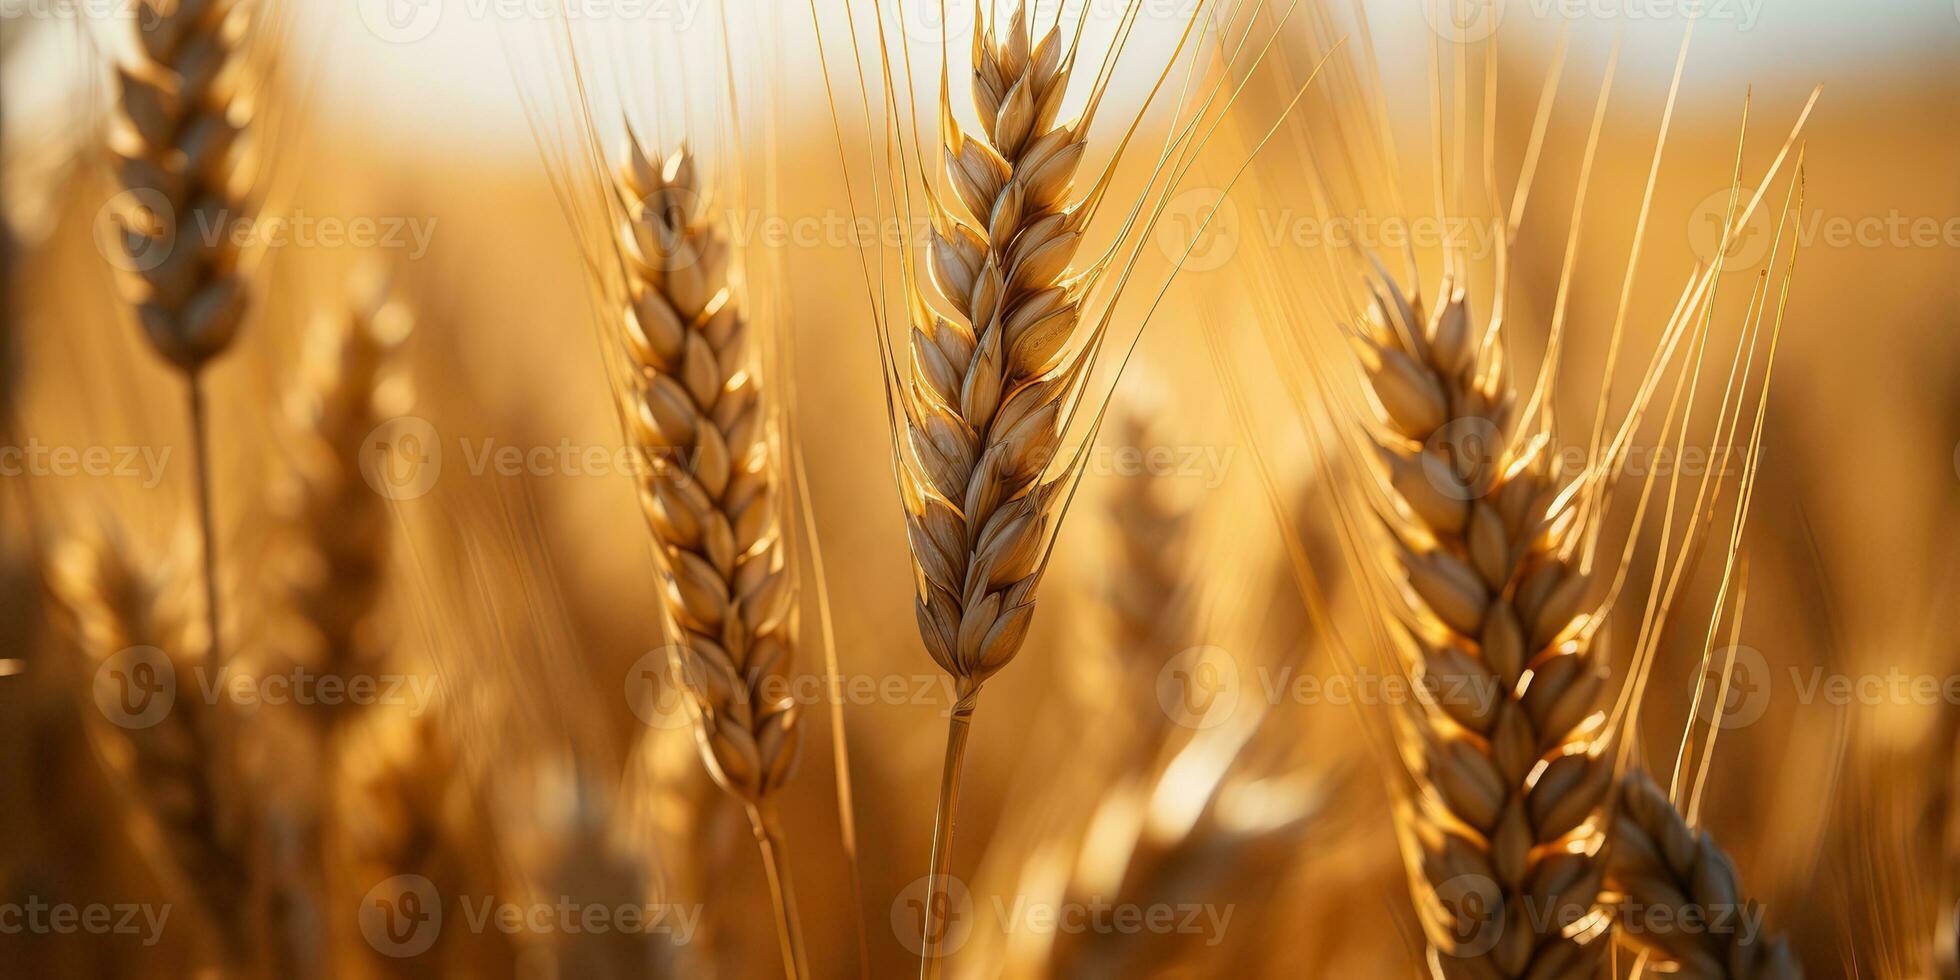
<box><xmin>187</xmin><ymin>377</ymin><xmax>223</xmax><ymax>675</ymax></box>
<box><xmin>921</xmin><ymin>689</ymin><xmax>977</xmax><ymax>980</ymax></box>
<box><xmin>748</xmin><ymin>802</ymin><xmax>810</xmax><ymax>980</ymax></box>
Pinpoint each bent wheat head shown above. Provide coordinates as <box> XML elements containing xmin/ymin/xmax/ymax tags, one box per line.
<box><xmin>1359</xmin><ymin>277</ymin><xmax>1613</xmax><ymax>977</ymax></box>
<box><xmin>1610</xmin><ymin>768</ymin><xmax>1800</xmax><ymax>978</ymax></box>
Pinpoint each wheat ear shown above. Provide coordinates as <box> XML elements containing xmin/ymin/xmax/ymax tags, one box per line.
<box><xmin>47</xmin><ymin>528</ymin><xmax>253</xmax><ymax>972</ymax></box>
<box><xmin>273</xmin><ymin>280</ymin><xmax>407</xmax><ymax>732</ymax></box>
<box><xmin>110</xmin><ymin>0</ymin><xmax>260</xmax><ymax>687</ymax></box>
<box><xmin>610</xmin><ymin>137</ymin><xmax>806</xmax><ymax>979</ymax></box>
<box><xmin>1358</xmin><ymin>277</ymin><xmax>1613</xmax><ymax>977</ymax></box>
<box><xmin>903</xmin><ymin>8</ymin><xmax>1091</xmax><ymax>971</ymax></box>
<box><xmin>1609</xmin><ymin>769</ymin><xmax>1800</xmax><ymax>978</ymax></box>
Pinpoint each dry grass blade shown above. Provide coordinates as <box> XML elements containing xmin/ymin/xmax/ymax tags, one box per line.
<box><xmin>1358</xmin><ymin>276</ymin><xmax>1612</xmax><ymax>977</ymax></box>
<box><xmin>1610</xmin><ymin>768</ymin><xmax>1800</xmax><ymax>978</ymax></box>
<box><xmin>610</xmin><ymin>137</ymin><xmax>807</xmax><ymax>977</ymax></box>
<box><xmin>45</xmin><ymin>526</ymin><xmax>253</xmax><ymax>972</ymax></box>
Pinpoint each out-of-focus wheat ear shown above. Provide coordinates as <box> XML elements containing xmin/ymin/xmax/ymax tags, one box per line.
<box><xmin>1609</xmin><ymin>769</ymin><xmax>1801</xmax><ymax>978</ymax></box>
<box><xmin>45</xmin><ymin>526</ymin><xmax>255</xmax><ymax>973</ymax></box>
<box><xmin>1096</xmin><ymin>408</ymin><xmax>1196</xmax><ymax>751</ymax></box>
<box><xmin>108</xmin><ymin>0</ymin><xmax>266</xmax><ymax>717</ymax></box>
<box><xmin>336</xmin><ymin>707</ymin><xmax>512</xmax><ymax>979</ymax></box>
<box><xmin>608</xmin><ymin>135</ymin><xmax>806</xmax><ymax>978</ymax></box>
<box><xmin>272</xmin><ymin>274</ymin><xmax>410</xmax><ymax>736</ymax></box>
<box><xmin>110</xmin><ymin>0</ymin><xmax>258</xmax><ymax>373</ymax></box>
<box><xmin>1354</xmin><ymin>277</ymin><xmax>1614</xmax><ymax>978</ymax></box>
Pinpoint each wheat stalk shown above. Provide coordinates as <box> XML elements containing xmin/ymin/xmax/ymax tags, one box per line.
<box><xmin>46</xmin><ymin>526</ymin><xmax>253</xmax><ymax>973</ymax></box>
<box><xmin>1609</xmin><ymin>768</ymin><xmax>1799</xmax><ymax>978</ymax></box>
<box><xmin>1356</xmin><ymin>276</ymin><xmax>1614</xmax><ymax>977</ymax></box>
<box><xmin>109</xmin><ymin>0</ymin><xmax>262</xmax><ymax>706</ymax></box>
<box><xmin>609</xmin><ymin>136</ymin><xmax>807</xmax><ymax>978</ymax></box>
<box><xmin>901</xmin><ymin>8</ymin><xmax>1092</xmax><ymax>970</ymax></box>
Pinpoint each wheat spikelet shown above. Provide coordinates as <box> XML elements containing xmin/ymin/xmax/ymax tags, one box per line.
<box><xmin>110</xmin><ymin>0</ymin><xmax>258</xmax><ymax>372</ymax></box>
<box><xmin>609</xmin><ymin>136</ymin><xmax>806</xmax><ymax>976</ymax></box>
<box><xmin>271</xmin><ymin>280</ymin><xmax>408</xmax><ymax>732</ymax></box>
<box><xmin>1357</xmin><ymin>276</ymin><xmax>1613</xmax><ymax>977</ymax></box>
<box><xmin>46</xmin><ymin>527</ymin><xmax>253</xmax><ymax>971</ymax></box>
<box><xmin>1608</xmin><ymin>769</ymin><xmax>1799</xmax><ymax>978</ymax></box>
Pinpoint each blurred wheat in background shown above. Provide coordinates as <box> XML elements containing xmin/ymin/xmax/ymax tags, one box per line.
<box><xmin>0</xmin><ymin>0</ymin><xmax>1954</xmax><ymax>977</ymax></box>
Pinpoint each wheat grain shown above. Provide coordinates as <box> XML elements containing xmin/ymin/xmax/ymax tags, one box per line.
<box><xmin>610</xmin><ymin>137</ymin><xmax>806</xmax><ymax>977</ymax></box>
<box><xmin>1609</xmin><ymin>768</ymin><xmax>1799</xmax><ymax>978</ymax></box>
<box><xmin>1356</xmin><ymin>276</ymin><xmax>1613</xmax><ymax>977</ymax></box>
<box><xmin>46</xmin><ymin>526</ymin><xmax>253</xmax><ymax>972</ymax></box>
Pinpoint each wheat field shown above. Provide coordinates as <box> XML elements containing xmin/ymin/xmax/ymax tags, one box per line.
<box><xmin>0</xmin><ymin>1</ymin><xmax>1954</xmax><ymax>977</ymax></box>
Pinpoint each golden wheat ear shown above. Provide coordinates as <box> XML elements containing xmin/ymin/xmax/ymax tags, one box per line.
<box><xmin>46</xmin><ymin>525</ymin><xmax>255</xmax><ymax>972</ymax></box>
<box><xmin>609</xmin><ymin>133</ymin><xmax>809</xmax><ymax>978</ymax></box>
<box><xmin>1351</xmin><ymin>272</ymin><xmax>1615</xmax><ymax>978</ymax></box>
<box><xmin>110</xmin><ymin>0</ymin><xmax>261</xmax><ymax>373</ymax></box>
<box><xmin>271</xmin><ymin>274</ymin><xmax>411</xmax><ymax>733</ymax></box>
<box><xmin>1609</xmin><ymin>768</ymin><xmax>1801</xmax><ymax>978</ymax></box>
